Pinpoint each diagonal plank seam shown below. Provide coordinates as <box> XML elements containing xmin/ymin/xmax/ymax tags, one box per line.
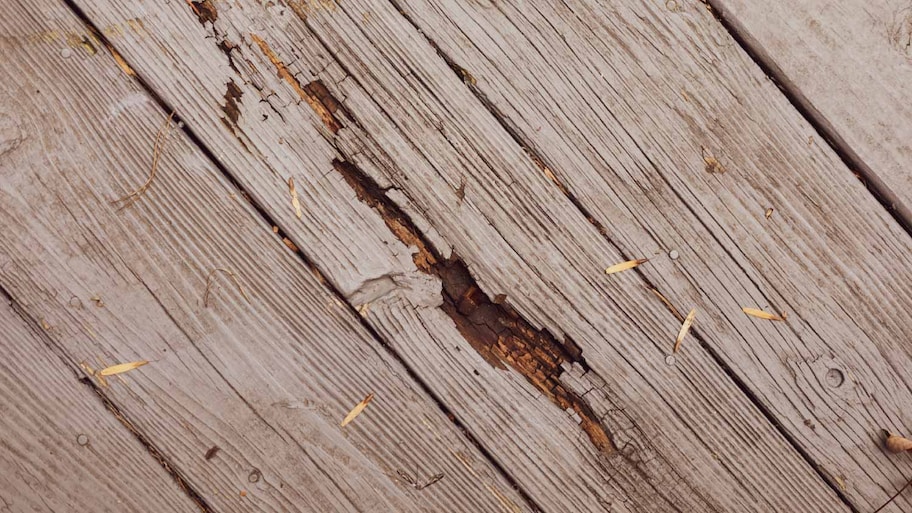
<box><xmin>699</xmin><ymin>0</ymin><xmax>912</xmax><ymax>235</ymax></box>
<box><xmin>0</xmin><ymin>282</ymin><xmax>214</xmax><ymax>513</ymax></box>
<box><xmin>58</xmin><ymin>2</ymin><xmax>544</xmax><ymax>510</ymax></box>
<box><xmin>383</xmin><ymin>1</ymin><xmax>861</xmax><ymax>511</ymax></box>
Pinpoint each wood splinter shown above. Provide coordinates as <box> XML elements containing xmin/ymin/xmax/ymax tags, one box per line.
<box><xmin>605</xmin><ymin>258</ymin><xmax>647</xmax><ymax>275</ymax></box>
<box><xmin>111</xmin><ymin>112</ymin><xmax>175</xmax><ymax>210</ymax></box>
<box><xmin>81</xmin><ymin>360</ymin><xmax>149</xmax><ymax>387</ymax></box>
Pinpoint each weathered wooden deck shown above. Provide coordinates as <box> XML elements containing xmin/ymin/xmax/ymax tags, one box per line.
<box><xmin>2</xmin><ymin>0</ymin><xmax>911</xmax><ymax>511</ymax></box>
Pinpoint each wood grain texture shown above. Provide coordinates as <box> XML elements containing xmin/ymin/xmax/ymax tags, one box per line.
<box><xmin>710</xmin><ymin>0</ymin><xmax>912</xmax><ymax>223</ymax></box>
<box><xmin>0</xmin><ymin>299</ymin><xmax>197</xmax><ymax>512</ymax></box>
<box><xmin>64</xmin><ymin>0</ymin><xmax>863</xmax><ymax>511</ymax></box>
<box><xmin>0</xmin><ymin>3</ymin><xmax>529</xmax><ymax>512</ymax></box>
<box><xmin>54</xmin><ymin>1</ymin><xmax>698</xmax><ymax>511</ymax></box>
<box><xmin>382</xmin><ymin>0</ymin><xmax>912</xmax><ymax>510</ymax></box>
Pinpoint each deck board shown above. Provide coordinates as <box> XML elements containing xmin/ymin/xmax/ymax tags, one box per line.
<box><xmin>56</xmin><ymin>0</ymin><xmax>882</xmax><ymax>510</ymax></box>
<box><xmin>711</xmin><ymin>0</ymin><xmax>912</xmax><ymax>223</ymax></box>
<box><xmin>0</xmin><ymin>3</ymin><xmax>529</xmax><ymax>511</ymax></box>
<box><xmin>0</xmin><ymin>299</ymin><xmax>197</xmax><ymax>512</ymax></box>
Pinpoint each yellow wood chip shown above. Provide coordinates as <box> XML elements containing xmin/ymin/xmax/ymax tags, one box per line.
<box><xmin>742</xmin><ymin>307</ymin><xmax>786</xmax><ymax>321</ymax></box>
<box><xmin>674</xmin><ymin>308</ymin><xmax>697</xmax><ymax>353</ymax></box>
<box><xmin>605</xmin><ymin>258</ymin><xmax>647</xmax><ymax>275</ymax></box>
<box><xmin>98</xmin><ymin>360</ymin><xmax>149</xmax><ymax>376</ymax></box>
<box><xmin>288</xmin><ymin>177</ymin><xmax>302</xmax><ymax>219</ymax></box>
<box><xmin>765</xmin><ymin>207</ymin><xmax>774</xmax><ymax>219</ymax></box>
<box><xmin>340</xmin><ymin>393</ymin><xmax>374</xmax><ymax>427</ymax></box>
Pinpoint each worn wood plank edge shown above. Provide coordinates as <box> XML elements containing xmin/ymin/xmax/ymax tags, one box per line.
<box><xmin>58</xmin><ymin>2</ymin><xmax>544</xmax><ymax>510</ymax></box>
<box><xmin>384</xmin><ymin>1</ymin><xmax>863</xmax><ymax>509</ymax></box>
<box><xmin>701</xmin><ymin>0</ymin><xmax>912</xmax><ymax>234</ymax></box>
<box><xmin>0</xmin><ymin>283</ymin><xmax>213</xmax><ymax>513</ymax></box>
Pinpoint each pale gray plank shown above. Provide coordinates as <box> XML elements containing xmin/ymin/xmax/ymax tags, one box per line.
<box><xmin>0</xmin><ymin>299</ymin><xmax>197</xmax><ymax>512</ymax></box>
<box><xmin>710</xmin><ymin>0</ymin><xmax>912</xmax><ymax>224</ymax></box>
<box><xmin>0</xmin><ymin>3</ymin><xmax>529</xmax><ymax>512</ymax></box>
<box><xmin>65</xmin><ymin>0</ymin><xmax>858</xmax><ymax>511</ymax></box>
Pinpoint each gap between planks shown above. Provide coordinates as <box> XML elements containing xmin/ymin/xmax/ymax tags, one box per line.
<box><xmin>58</xmin><ymin>1</ymin><xmax>544</xmax><ymax>510</ymax></box>
<box><xmin>700</xmin><ymin>0</ymin><xmax>912</xmax><ymax>235</ymax></box>
<box><xmin>385</xmin><ymin>1</ymin><xmax>863</xmax><ymax>510</ymax></box>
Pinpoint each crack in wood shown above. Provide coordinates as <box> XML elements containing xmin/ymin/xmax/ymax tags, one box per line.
<box><xmin>332</xmin><ymin>158</ymin><xmax>617</xmax><ymax>454</ymax></box>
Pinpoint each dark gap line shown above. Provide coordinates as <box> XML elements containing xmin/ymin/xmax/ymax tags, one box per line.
<box><xmin>702</xmin><ymin>0</ymin><xmax>912</xmax><ymax>235</ymax></box>
<box><xmin>384</xmin><ymin>1</ymin><xmax>860</xmax><ymax>510</ymax></box>
<box><xmin>60</xmin><ymin>1</ymin><xmax>544</xmax><ymax>510</ymax></box>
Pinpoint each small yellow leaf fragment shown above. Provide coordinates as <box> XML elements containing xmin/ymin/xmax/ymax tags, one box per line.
<box><xmin>341</xmin><ymin>393</ymin><xmax>374</xmax><ymax>427</ymax></box>
<box><xmin>605</xmin><ymin>258</ymin><xmax>647</xmax><ymax>275</ymax></box>
<box><xmin>288</xmin><ymin>177</ymin><xmax>302</xmax><ymax>219</ymax></box>
<box><xmin>884</xmin><ymin>430</ymin><xmax>912</xmax><ymax>453</ymax></box>
<box><xmin>674</xmin><ymin>308</ymin><xmax>697</xmax><ymax>353</ymax></box>
<box><xmin>98</xmin><ymin>360</ymin><xmax>149</xmax><ymax>376</ymax></box>
<box><xmin>742</xmin><ymin>307</ymin><xmax>786</xmax><ymax>321</ymax></box>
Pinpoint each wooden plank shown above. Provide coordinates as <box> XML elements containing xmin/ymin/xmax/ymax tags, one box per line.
<box><xmin>358</xmin><ymin>0</ymin><xmax>912</xmax><ymax>510</ymax></box>
<box><xmin>709</xmin><ymin>0</ymin><xmax>912</xmax><ymax>224</ymax></box>
<box><xmin>64</xmin><ymin>0</ymin><xmax>863</xmax><ymax>511</ymax></box>
<box><xmin>0</xmin><ymin>298</ymin><xmax>197</xmax><ymax>512</ymax></box>
<box><xmin>0</xmin><ymin>4</ymin><xmax>530</xmax><ymax>512</ymax></box>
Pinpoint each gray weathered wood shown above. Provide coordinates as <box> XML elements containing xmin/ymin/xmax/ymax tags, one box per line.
<box><xmin>0</xmin><ymin>3</ymin><xmax>529</xmax><ymax>512</ymax></box>
<box><xmin>0</xmin><ymin>299</ymin><xmax>197</xmax><ymax>512</ymax></box>
<box><xmin>379</xmin><ymin>0</ymin><xmax>912</xmax><ymax>509</ymax></box>
<box><xmin>46</xmin><ymin>2</ymin><xmax>700</xmax><ymax>511</ymax></box>
<box><xmin>710</xmin><ymin>0</ymin><xmax>912</xmax><ymax>224</ymax></box>
<box><xmin>64</xmin><ymin>0</ymin><xmax>867</xmax><ymax>511</ymax></box>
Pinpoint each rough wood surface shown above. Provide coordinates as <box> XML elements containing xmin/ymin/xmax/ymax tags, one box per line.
<box><xmin>51</xmin><ymin>1</ymin><xmax>708</xmax><ymax>510</ymax></box>
<box><xmin>384</xmin><ymin>0</ymin><xmax>912</xmax><ymax>510</ymax></box>
<box><xmin>0</xmin><ymin>3</ymin><xmax>530</xmax><ymax>512</ymax></box>
<box><xmin>59</xmin><ymin>0</ymin><xmax>874</xmax><ymax>511</ymax></box>
<box><xmin>711</xmin><ymin>0</ymin><xmax>912</xmax><ymax>223</ymax></box>
<box><xmin>0</xmin><ymin>299</ymin><xmax>197</xmax><ymax>512</ymax></box>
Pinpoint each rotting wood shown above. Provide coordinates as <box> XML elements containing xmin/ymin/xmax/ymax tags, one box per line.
<box><xmin>334</xmin><ymin>158</ymin><xmax>615</xmax><ymax>453</ymax></box>
<box><xmin>383</xmin><ymin>0</ymin><xmax>912</xmax><ymax>508</ymax></box>
<box><xmin>249</xmin><ymin>34</ymin><xmax>343</xmax><ymax>133</ymax></box>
